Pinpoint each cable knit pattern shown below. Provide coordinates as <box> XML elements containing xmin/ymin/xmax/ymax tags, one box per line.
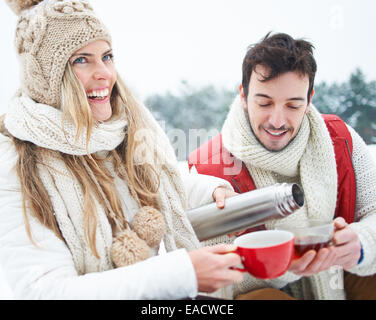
<box><xmin>39</xmin><ymin>154</ymin><xmax>114</xmax><ymax>273</ymax></box>
<box><xmin>130</xmin><ymin>95</ymin><xmax>203</xmax><ymax>253</ymax></box>
<box><xmin>215</xmin><ymin>97</ymin><xmax>376</xmax><ymax>300</ymax></box>
<box><xmin>5</xmin><ymin>93</ymin><xmax>127</xmax><ymax>155</ymax></box>
<box><xmin>4</xmin><ymin>94</ymin><xmax>201</xmax><ymax>274</ymax></box>
<box><xmin>222</xmin><ymin>96</ymin><xmax>338</xmax><ymax>230</ymax></box>
<box><xmin>6</xmin><ymin>0</ymin><xmax>111</xmax><ymax>107</ymax></box>
<box><xmin>345</xmin><ymin>125</ymin><xmax>376</xmax><ymax>277</ymax></box>
<box><xmin>220</xmin><ymin>96</ymin><xmax>345</xmax><ymax>299</ymax></box>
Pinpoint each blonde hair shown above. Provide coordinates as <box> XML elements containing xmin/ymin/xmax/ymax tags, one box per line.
<box><xmin>10</xmin><ymin>63</ymin><xmax>161</xmax><ymax>258</ymax></box>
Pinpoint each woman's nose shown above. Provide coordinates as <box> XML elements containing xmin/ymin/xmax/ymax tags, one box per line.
<box><xmin>93</xmin><ymin>62</ymin><xmax>112</xmax><ymax>80</ymax></box>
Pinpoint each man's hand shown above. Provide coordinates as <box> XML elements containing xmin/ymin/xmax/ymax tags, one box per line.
<box><xmin>212</xmin><ymin>187</ymin><xmax>247</xmax><ymax>237</ymax></box>
<box><xmin>331</xmin><ymin>217</ymin><xmax>362</xmax><ymax>270</ymax></box>
<box><xmin>289</xmin><ymin>217</ymin><xmax>362</xmax><ymax>276</ymax></box>
<box><xmin>212</xmin><ymin>186</ymin><xmax>238</xmax><ymax>209</ymax></box>
<box><xmin>288</xmin><ymin>246</ymin><xmax>337</xmax><ymax>276</ymax></box>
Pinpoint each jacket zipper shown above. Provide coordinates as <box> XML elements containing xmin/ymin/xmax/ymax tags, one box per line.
<box><xmin>232</xmin><ymin>178</ymin><xmax>242</xmax><ymax>193</ymax></box>
<box><xmin>345</xmin><ymin>139</ymin><xmax>358</xmax><ymax>222</ymax></box>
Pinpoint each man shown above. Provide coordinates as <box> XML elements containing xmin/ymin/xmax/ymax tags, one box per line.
<box><xmin>188</xmin><ymin>33</ymin><xmax>376</xmax><ymax>300</ymax></box>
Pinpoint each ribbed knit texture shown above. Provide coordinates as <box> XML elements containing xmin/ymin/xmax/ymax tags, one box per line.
<box><xmin>5</xmin><ymin>93</ymin><xmax>127</xmax><ymax>155</ymax></box>
<box><xmin>4</xmin><ymin>93</ymin><xmax>201</xmax><ymax>274</ymax></box>
<box><xmin>343</xmin><ymin>126</ymin><xmax>376</xmax><ymax>277</ymax></box>
<box><xmin>221</xmin><ymin>96</ymin><xmax>344</xmax><ymax>300</ymax></box>
<box><xmin>6</xmin><ymin>0</ymin><xmax>112</xmax><ymax>107</ymax></box>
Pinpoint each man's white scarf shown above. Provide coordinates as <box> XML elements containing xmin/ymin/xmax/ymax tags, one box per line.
<box><xmin>222</xmin><ymin>96</ymin><xmax>338</xmax><ymax>229</ymax></box>
<box><xmin>222</xmin><ymin>96</ymin><xmax>342</xmax><ymax>300</ymax></box>
<box><xmin>4</xmin><ymin>93</ymin><xmax>200</xmax><ymax>274</ymax></box>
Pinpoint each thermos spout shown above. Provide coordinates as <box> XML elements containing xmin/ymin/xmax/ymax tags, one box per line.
<box><xmin>187</xmin><ymin>183</ymin><xmax>304</xmax><ymax>241</ymax></box>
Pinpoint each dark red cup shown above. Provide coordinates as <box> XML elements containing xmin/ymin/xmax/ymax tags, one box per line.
<box><xmin>233</xmin><ymin>230</ymin><xmax>294</xmax><ymax>279</ymax></box>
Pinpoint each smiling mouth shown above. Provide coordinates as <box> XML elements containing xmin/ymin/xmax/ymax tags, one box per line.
<box><xmin>264</xmin><ymin>128</ymin><xmax>288</xmax><ymax>137</ymax></box>
<box><xmin>87</xmin><ymin>88</ymin><xmax>110</xmax><ymax>102</ymax></box>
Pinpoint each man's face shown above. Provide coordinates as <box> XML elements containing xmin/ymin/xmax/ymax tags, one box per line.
<box><xmin>240</xmin><ymin>65</ymin><xmax>312</xmax><ymax>151</ymax></box>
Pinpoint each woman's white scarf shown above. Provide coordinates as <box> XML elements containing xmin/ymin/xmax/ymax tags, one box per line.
<box><xmin>222</xmin><ymin>96</ymin><xmax>338</xmax><ymax>229</ymax></box>
<box><xmin>4</xmin><ymin>93</ymin><xmax>200</xmax><ymax>274</ymax></box>
<box><xmin>222</xmin><ymin>96</ymin><xmax>342</xmax><ymax>300</ymax></box>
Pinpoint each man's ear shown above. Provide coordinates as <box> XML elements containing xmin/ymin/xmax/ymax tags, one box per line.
<box><xmin>306</xmin><ymin>87</ymin><xmax>315</xmax><ymax>114</ymax></box>
<box><xmin>239</xmin><ymin>84</ymin><xmax>247</xmax><ymax>111</ymax></box>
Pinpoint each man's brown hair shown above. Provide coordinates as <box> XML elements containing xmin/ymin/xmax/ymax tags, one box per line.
<box><xmin>242</xmin><ymin>32</ymin><xmax>317</xmax><ymax>103</ymax></box>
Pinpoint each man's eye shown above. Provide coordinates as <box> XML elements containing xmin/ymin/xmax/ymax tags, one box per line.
<box><xmin>73</xmin><ymin>57</ymin><xmax>87</xmax><ymax>64</ymax></box>
<box><xmin>288</xmin><ymin>105</ymin><xmax>301</xmax><ymax>110</ymax></box>
<box><xmin>259</xmin><ymin>103</ymin><xmax>271</xmax><ymax>107</ymax></box>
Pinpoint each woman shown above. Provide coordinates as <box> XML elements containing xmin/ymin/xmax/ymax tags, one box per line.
<box><xmin>0</xmin><ymin>0</ymin><xmax>242</xmax><ymax>299</ymax></box>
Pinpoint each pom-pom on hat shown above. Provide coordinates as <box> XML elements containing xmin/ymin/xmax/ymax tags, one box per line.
<box><xmin>5</xmin><ymin>0</ymin><xmax>112</xmax><ymax>107</ymax></box>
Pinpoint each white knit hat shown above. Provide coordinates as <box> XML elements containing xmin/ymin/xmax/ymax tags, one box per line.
<box><xmin>6</xmin><ymin>0</ymin><xmax>112</xmax><ymax>107</ymax></box>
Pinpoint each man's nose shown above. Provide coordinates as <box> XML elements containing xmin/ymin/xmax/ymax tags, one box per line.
<box><xmin>268</xmin><ymin>107</ymin><xmax>286</xmax><ymax>129</ymax></box>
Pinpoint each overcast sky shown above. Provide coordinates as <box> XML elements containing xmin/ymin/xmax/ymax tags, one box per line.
<box><xmin>0</xmin><ymin>0</ymin><xmax>376</xmax><ymax>114</ymax></box>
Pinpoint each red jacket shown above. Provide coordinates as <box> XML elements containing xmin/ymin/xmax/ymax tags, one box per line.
<box><xmin>188</xmin><ymin>114</ymin><xmax>356</xmax><ymax>223</ymax></box>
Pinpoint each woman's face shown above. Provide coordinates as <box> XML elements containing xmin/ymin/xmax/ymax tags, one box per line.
<box><xmin>70</xmin><ymin>40</ymin><xmax>117</xmax><ymax>122</ymax></box>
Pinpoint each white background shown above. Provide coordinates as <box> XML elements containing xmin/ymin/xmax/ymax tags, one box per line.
<box><xmin>1</xmin><ymin>0</ymin><xmax>376</xmax><ymax>299</ymax></box>
<box><xmin>0</xmin><ymin>0</ymin><xmax>376</xmax><ymax>112</ymax></box>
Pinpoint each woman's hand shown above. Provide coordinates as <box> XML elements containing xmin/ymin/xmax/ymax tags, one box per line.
<box><xmin>189</xmin><ymin>244</ymin><xmax>243</xmax><ymax>293</ymax></box>
<box><xmin>212</xmin><ymin>186</ymin><xmax>238</xmax><ymax>209</ymax></box>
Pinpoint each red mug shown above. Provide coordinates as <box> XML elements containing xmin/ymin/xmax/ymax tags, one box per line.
<box><xmin>233</xmin><ymin>230</ymin><xmax>294</xmax><ymax>279</ymax></box>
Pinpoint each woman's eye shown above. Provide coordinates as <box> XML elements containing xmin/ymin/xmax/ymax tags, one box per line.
<box><xmin>73</xmin><ymin>57</ymin><xmax>87</xmax><ymax>64</ymax></box>
<box><xmin>103</xmin><ymin>54</ymin><xmax>114</xmax><ymax>62</ymax></box>
<box><xmin>258</xmin><ymin>103</ymin><xmax>271</xmax><ymax>107</ymax></box>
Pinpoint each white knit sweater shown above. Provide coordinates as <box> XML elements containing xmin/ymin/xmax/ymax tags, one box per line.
<box><xmin>0</xmin><ymin>131</ymin><xmax>236</xmax><ymax>299</ymax></box>
<box><xmin>0</xmin><ymin>92</ymin><xmax>236</xmax><ymax>299</ymax></box>
<box><xmin>207</xmin><ymin>122</ymin><xmax>376</xmax><ymax>300</ymax></box>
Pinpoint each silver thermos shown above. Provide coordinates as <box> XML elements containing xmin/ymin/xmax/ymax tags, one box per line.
<box><xmin>187</xmin><ymin>183</ymin><xmax>304</xmax><ymax>241</ymax></box>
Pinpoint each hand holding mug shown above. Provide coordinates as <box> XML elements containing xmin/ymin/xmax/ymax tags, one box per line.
<box><xmin>331</xmin><ymin>217</ymin><xmax>361</xmax><ymax>270</ymax></box>
<box><xmin>286</xmin><ymin>218</ymin><xmax>361</xmax><ymax>276</ymax></box>
<box><xmin>288</xmin><ymin>245</ymin><xmax>337</xmax><ymax>276</ymax></box>
<box><xmin>189</xmin><ymin>244</ymin><xmax>244</xmax><ymax>293</ymax></box>
<box><xmin>232</xmin><ymin>230</ymin><xmax>294</xmax><ymax>279</ymax></box>
<box><xmin>278</xmin><ymin>219</ymin><xmax>337</xmax><ymax>276</ymax></box>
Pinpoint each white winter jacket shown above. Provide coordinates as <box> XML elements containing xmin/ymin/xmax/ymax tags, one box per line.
<box><xmin>0</xmin><ymin>133</ymin><xmax>232</xmax><ymax>300</ymax></box>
